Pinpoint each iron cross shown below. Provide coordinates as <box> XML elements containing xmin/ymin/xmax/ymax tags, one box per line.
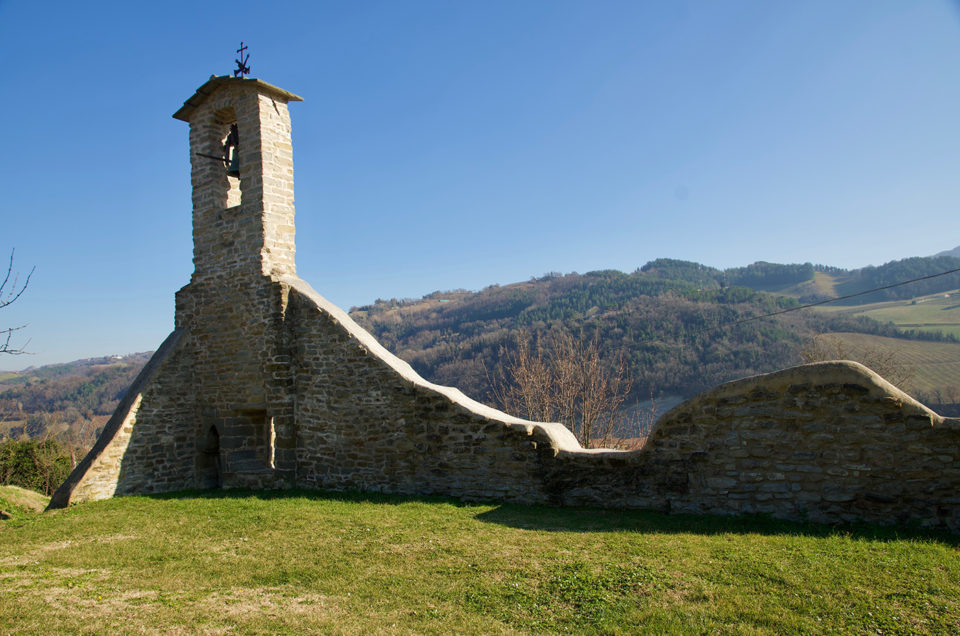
<box><xmin>234</xmin><ymin>42</ymin><xmax>251</xmax><ymax>78</ymax></box>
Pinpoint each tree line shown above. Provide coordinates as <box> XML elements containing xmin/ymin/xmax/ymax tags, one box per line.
<box><xmin>352</xmin><ymin>268</ymin><xmax>935</xmax><ymax>405</ymax></box>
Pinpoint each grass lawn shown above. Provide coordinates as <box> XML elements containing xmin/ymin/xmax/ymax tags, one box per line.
<box><xmin>1</xmin><ymin>490</ymin><xmax>958</xmax><ymax>634</ymax></box>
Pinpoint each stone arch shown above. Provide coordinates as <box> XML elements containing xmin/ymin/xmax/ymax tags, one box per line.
<box><xmin>201</xmin><ymin>106</ymin><xmax>241</xmax><ymax>209</ymax></box>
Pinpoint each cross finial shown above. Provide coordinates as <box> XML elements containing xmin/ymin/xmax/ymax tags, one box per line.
<box><xmin>234</xmin><ymin>42</ymin><xmax>251</xmax><ymax>78</ymax></box>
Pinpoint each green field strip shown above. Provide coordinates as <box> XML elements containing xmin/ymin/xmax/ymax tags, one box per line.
<box><xmin>829</xmin><ymin>332</ymin><xmax>960</xmax><ymax>395</ymax></box>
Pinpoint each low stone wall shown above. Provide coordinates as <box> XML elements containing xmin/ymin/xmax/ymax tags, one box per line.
<box><xmin>541</xmin><ymin>363</ymin><xmax>960</xmax><ymax>530</ymax></box>
<box><xmin>49</xmin><ymin>276</ymin><xmax>960</xmax><ymax>532</ymax></box>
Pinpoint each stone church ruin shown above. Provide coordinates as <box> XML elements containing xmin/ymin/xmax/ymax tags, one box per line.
<box><xmin>49</xmin><ymin>75</ymin><xmax>960</xmax><ymax>532</ymax></box>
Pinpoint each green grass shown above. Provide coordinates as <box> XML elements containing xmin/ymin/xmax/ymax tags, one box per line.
<box><xmin>0</xmin><ymin>485</ymin><xmax>49</xmax><ymax>521</ymax></box>
<box><xmin>2</xmin><ymin>490</ymin><xmax>959</xmax><ymax>634</ymax></box>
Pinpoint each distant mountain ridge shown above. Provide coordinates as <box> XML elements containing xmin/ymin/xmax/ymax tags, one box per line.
<box><xmin>629</xmin><ymin>253</ymin><xmax>960</xmax><ymax>305</ymax></box>
<box><xmin>0</xmin><ymin>353</ymin><xmax>150</xmax><ymax>377</ymax></box>
<box><xmin>934</xmin><ymin>245</ymin><xmax>960</xmax><ymax>259</ymax></box>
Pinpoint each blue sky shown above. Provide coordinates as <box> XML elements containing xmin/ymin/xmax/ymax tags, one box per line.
<box><xmin>1</xmin><ymin>0</ymin><xmax>959</xmax><ymax>368</ymax></box>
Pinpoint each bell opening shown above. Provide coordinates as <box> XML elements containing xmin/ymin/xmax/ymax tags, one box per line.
<box><xmin>213</xmin><ymin>110</ymin><xmax>241</xmax><ymax>208</ymax></box>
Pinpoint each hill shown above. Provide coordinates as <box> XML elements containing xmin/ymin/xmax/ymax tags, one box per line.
<box><xmin>0</xmin><ymin>484</ymin><xmax>48</xmax><ymax>520</ymax></box>
<box><xmin>0</xmin><ymin>353</ymin><xmax>151</xmax><ymax>447</ymax></box>
<box><xmin>935</xmin><ymin>245</ymin><xmax>960</xmax><ymax>259</ymax></box>
<box><xmin>632</xmin><ymin>254</ymin><xmax>960</xmax><ymax>306</ymax></box>
<box><xmin>816</xmin><ymin>290</ymin><xmax>960</xmax><ymax>339</ymax></box>
<box><xmin>349</xmin><ymin>267</ymin><xmax>928</xmax><ymax>405</ymax></box>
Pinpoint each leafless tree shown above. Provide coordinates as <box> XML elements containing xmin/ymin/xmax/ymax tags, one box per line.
<box><xmin>491</xmin><ymin>328</ymin><xmax>636</xmax><ymax>448</ymax></box>
<box><xmin>0</xmin><ymin>249</ymin><xmax>34</xmax><ymax>355</ymax></box>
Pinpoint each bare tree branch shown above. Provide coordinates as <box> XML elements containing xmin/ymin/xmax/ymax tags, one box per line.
<box><xmin>0</xmin><ymin>249</ymin><xmax>33</xmax><ymax>355</ymax></box>
<box><xmin>491</xmin><ymin>327</ymin><xmax>637</xmax><ymax>448</ymax></box>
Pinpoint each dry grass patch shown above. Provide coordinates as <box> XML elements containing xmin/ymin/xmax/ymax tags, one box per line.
<box><xmin>0</xmin><ymin>484</ymin><xmax>49</xmax><ymax>517</ymax></box>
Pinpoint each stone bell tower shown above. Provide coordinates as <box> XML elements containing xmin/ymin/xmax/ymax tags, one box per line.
<box><xmin>169</xmin><ymin>76</ymin><xmax>304</xmax><ymax>489</ymax></box>
<box><xmin>173</xmin><ymin>75</ymin><xmax>302</xmax><ymax>282</ymax></box>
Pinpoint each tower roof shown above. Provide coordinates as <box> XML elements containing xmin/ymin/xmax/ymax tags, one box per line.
<box><xmin>173</xmin><ymin>75</ymin><xmax>304</xmax><ymax>122</ymax></box>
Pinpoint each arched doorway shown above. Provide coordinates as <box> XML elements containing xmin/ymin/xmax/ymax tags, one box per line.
<box><xmin>197</xmin><ymin>425</ymin><xmax>222</xmax><ymax>489</ymax></box>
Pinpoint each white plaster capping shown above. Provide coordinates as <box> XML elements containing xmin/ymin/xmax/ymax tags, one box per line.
<box><xmin>658</xmin><ymin>360</ymin><xmax>942</xmax><ymax>424</ymax></box>
<box><xmin>281</xmin><ymin>276</ymin><xmax>583</xmax><ymax>452</ymax></box>
<box><xmin>552</xmin><ymin>360</ymin><xmax>945</xmax><ymax>462</ymax></box>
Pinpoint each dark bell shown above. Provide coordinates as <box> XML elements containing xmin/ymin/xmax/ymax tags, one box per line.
<box><xmin>224</xmin><ymin>124</ymin><xmax>240</xmax><ymax>178</ymax></box>
<box><xmin>226</xmin><ymin>149</ymin><xmax>240</xmax><ymax>178</ymax></box>
<box><xmin>195</xmin><ymin>123</ymin><xmax>241</xmax><ymax>177</ymax></box>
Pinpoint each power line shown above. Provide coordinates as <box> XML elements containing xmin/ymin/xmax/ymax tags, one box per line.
<box><xmin>710</xmin><ymin>265</ymin><xmax>960</xmax><ymax>334</ymax></box>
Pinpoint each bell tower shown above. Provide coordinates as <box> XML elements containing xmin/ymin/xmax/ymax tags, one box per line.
<box><xmin>169</xmin><ymin>76</ymin><xmax>304</xmax><ymax>489</ymax></box>
<box><xmin>173</xmin><ymin>76</ymin><xmax>303</xmax><ymax>282</ymax></box>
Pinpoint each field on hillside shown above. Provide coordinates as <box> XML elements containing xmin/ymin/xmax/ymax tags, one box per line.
<box><xmin>816</xmin><ymin>290</ymin><xmax>960</xmax><ymax>339</ymax></box>
<box><xmin>755</xmin><ymin>270</ymin><xmax>839</xmax><ymax>300</ymax></box>
<box><xmin>2</xmin><ymin>491</ymin><xmax>959</xmax><ymax>634</ymax></box>
<box><xmin>823</xmin><ymin>332</ymin><xmax>960</xmax><ymax>399</ymax></box>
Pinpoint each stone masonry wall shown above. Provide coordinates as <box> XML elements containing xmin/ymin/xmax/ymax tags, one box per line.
<box><xmin>48</xmin><ymin>330</ymin><xmax>194</xmax><ymax>507</ymax></box>
<box><xmin>285</xmin><ymin>278</ymin><xmax>576</xmax><ymax>502</ymax></box>
<box><xmin>284</xmin><ymin>279</ymin><xmax>960</xmax><ymax>531</ymax></box>
<box><xmin>541</xmin><ymin>363</ymin><xmax>960</xmax><ymax>530</ymax></box>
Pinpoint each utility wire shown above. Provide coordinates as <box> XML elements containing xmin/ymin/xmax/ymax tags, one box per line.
<box><xmin>708</xmin><ymin>265</ymin><xmax>960</xmax><ymax>334</ymax></box>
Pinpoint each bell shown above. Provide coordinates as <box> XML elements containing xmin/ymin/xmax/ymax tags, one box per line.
<box><xmin>224</xmin><ymin>124</ymin><xmax>240</xmax><ymax>178</ymax></box>
<box><xmin>195</xmin><ymin>123</ymin><xmax>241</xmax><ymax>177</ymax></box>
<box><xmin>226</xmin><ymin>149</ymin><xmax>240</xmax><ymax>178</ymax></box>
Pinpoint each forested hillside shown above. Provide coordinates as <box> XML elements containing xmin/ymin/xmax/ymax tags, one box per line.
<box><xmin>350</xmin><ymin>267</ymin><xmax>920</xmax><ymax>404</ymax></box>
<box><xmin>635</xmin><ymin>255</ymin><xmax>960</xmax><ymax>305</ymax></box>
<box><xmin>830</xmin><ymin>256</ymin><xmax>960</xmax><ymax>304</ymax></box>
<box><xmin>0</xmin><ymin>353</ymin><xmax>150</xmax><ymax>447</ymax></box>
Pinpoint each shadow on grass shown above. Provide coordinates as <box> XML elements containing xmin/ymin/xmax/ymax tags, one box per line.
<box><xmin>475</xmin><ymin>503</ymin><xmax>960</xmax><ymax>545</ymax></box>
<box><xmin>143</xmin><ymin>487</ymin><xmax>464</xmax><ymax>507</ymax></box>
<box><xmin>141</xmin><ymin>488</ymin><xmax>960</xmax><ymax>545</ymax></box>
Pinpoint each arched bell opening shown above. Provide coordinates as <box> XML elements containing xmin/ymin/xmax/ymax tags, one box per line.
<box><xmin>197</xmin><ymin>425</ymin><xmax>222</xmax><ymax>489</ymax></box>
<box><xmin>198</xmin><ymin>107</ymin><xmax>241</xmax><ymax>209</ymax></box>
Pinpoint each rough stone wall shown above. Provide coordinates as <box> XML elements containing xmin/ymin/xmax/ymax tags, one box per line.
<box><xmin>172</xmin><ymin>278</ymin><xmax>295</xmax><ymax>491</ymax></box>
<box><xmin>48</xmin><ymin>330</ymin><xmax>193</xmax><ymax>507</ymax></box>
<box><xmin>540</xmin><ymin>363</ymin><xmax>960</xmax><ymax>530</ymax></box>
<box><xmin>110</xmin><ymin>338</ymin><xmax>197</xmax><ymax>496</ymax></box>
<box><xmin>285</xmin><ymin>278</ymin><xmax>575</xmax><ymax>502</ymax></box>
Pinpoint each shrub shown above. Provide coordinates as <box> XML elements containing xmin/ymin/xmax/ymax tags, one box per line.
<box><xmin>0</xmin><ymin>438</ymin><xmax>72</xmax><ymax>495</ymax></box>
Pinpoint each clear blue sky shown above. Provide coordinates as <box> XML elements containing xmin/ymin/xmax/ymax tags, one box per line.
<box><xmin>1</xmin><ymin>1</ymin><xmax>959</xmax><ymax>368</ymax></box>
